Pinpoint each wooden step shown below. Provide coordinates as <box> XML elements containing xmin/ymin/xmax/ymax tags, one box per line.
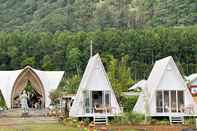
<box><xmin>169</xmin><ymin>116</ymin><xmax>184</xmax><ymax>124</ymax></box>
<box><xmin>94</xmin><ymin>116</ymin><xmax>108</xmax><ymax>125</ymax></box>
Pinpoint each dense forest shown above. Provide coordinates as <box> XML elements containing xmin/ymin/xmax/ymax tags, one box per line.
<box><xmin>0</xmin><ymin>0</ymin><xmax>197</xmax><ymax>101</ymax></box>
<box><xmin>0</xmin><ymin>0</ymin><xmax>196</xmax><ymax>32</ymax></box>
<box><xmin>0</xmin><ymin>28</ymin><xmax>197</xmax><ymax>95</ymax></box>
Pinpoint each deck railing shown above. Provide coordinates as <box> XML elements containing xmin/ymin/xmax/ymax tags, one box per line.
<box><xmin>84</xmin><ymin>106</ymin><xmax>118</xmax><ymax>115</ymax></box>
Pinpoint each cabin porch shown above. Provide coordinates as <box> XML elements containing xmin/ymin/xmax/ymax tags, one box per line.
<box><xmin>82</xmin><ymin>90</ymin><xmax>118</xmax><ymax>117</ymax></box>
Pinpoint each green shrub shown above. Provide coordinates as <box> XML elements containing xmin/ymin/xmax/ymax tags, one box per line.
<box><xmin>82</xmin><ymin>118</ymin><xmax>91</xmax><ymax>126</ymax></box>
<box><xmin>111</xmin><ymin>112</ymin><xmax>145</xmax><ymax>125</ymax></box>
<box><xmin>63</xmin><ymin>118</ymin><xmax>79</xmax><ymax>127</ymax></box>
<box><xmin>120</xmin><ymin>95</ymin><xmax>138</xmax><ymax>112</ymax></box>
<box><xmin>0</xmin><ymin>97</ymin><xmax>6</xmax><ymax>108</ymax></box>
<box><xmin>184</xmin><ymin>117</ymin><xmax>195</xmax><ymax>127</ymax></box>
<box><xmin>151</xmin><ymin>117</ymin><xmax>169</xmax><ymax>125</ymax></box>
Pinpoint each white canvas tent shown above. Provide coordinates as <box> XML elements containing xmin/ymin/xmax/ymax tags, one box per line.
<box><xmin>133</xmin><ymin>56</ymin><xmax>197</xmax><ymax>117</ymax></box>
<box><xmin>69</xmin><ymin>54</ymin><xmax>121</xmax><ymax>117</ymax></box>
<box><xmin>186</xmin><ymin>74</ymin><xmax>197</xmax><ymax>85</ymax></box>
<box><xmin>185</xmin><ymin>74</ymin><xmax>197</xmax><ymax>103</ymax></box>
<box><xmin>129</xmin><ymin>80</ymin><xmax>146</xmax><ymax>90</ymax></box>
<box><xmin>0</xmin><ymin>66</ymin><xmax>64</xmax><ymax>108</ymax></box>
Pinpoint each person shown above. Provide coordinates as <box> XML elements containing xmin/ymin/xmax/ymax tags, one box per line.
<box><xmin>34</xmin><ymin>102</ymin><xmax>38</xmax><ymax>109</ymax></box>
<box><xmin>20</xmin><ymin>90</ymin><xmax>29</xmax><ymax>113</ymax></box>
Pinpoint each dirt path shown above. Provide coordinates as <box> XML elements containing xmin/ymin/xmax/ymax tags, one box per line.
<box><xmin>0</xmin><ymin>117</ymin><xmax>58</xmax><ymax>128</ymax></box>
<box><xmin>108</xmin><ymin>125</ymin><xmax>191</xmax><ymax>131</ymax></box>
<box><xmin>0</xmin><ymin>117</ymin><xmax>192</xmax><ymax>131</ymax></box>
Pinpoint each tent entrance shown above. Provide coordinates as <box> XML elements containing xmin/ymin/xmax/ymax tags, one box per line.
<box><xmin>83</xmin><ymin>90</ymin><xmax>111</xmax><ymax>114</ymax></box>
<box><xmin>11</xmin><ymin>66</ymin><xmax>45</xmax><ymax>108</ymax></box>
<box><xmin>13</xmin><ymin>81</ymin><xmax>44</xmax><ymax>109</ymax></box>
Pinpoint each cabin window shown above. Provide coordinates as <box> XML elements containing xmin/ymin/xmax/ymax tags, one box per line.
<box><xmin>105</xmin><ymin>91</ymin><xmax>110</xmax><ymax>106</ymax></box>
<box><xmin>83</xmin><ymin>91</ymin><xmax>91</xmax><ymax>113</ymax></box>
<box><xmin>178</xmin><ymin>91</ymin><xmax>184</xmax><ymax>112</ymax></box>
<box><xmin>171</xmin><ymin>91</ymin><xmax>177</xmax><ymax>112</ymax></box>
<box><xmin>156</xmin><ymin>91</ymin><xmax>163</xmax><ymax>112</ymax></box>
<box><xmin>156</xmin><ymin>90</ymin><xmax>184</xmax><ymax>113</ymax></box>
<box><xmin>164</xmin><ymin>91</ymin><xmax>169</xmax><ymax>112</ymax></box>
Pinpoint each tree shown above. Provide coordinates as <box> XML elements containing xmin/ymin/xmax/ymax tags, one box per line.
<box><xmin>42</xmin><ymin>55</ymin><xmax>55</xmax><ymax>70</ymax></box>
<box><xmin>61</xmin><ymin>75</ymin><xmax>81</xmax><ymax>94</ymax></box>
<box><xmin>107</xmin><ymin>55</ymin><xmax>134</xmax><ymax>98</ymax></box>
<box><xmin>21</xmin><ymin>56</ymin><xmax>35</xmax><ymax>67</ymax></box>
<box><xmin>0</xmin><ymin>90</ymin><xmax>6</xmax><ymax>108</ymax></box>
<box><xmin>66</xmin><ymin>47</ymin><xmax>81</xmax><ymax>73</ymax></box>
<box><xmin>73</xmin><ymin>0</ymin><xmax>97</xmax><ymax>31</ymax></box>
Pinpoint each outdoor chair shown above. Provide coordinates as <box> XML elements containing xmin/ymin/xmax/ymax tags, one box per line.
<box><xmin>184</xmin><ymin>105</ymin><xmax>194</xmax><ymax>115</ymax></box>
<box><xmin>105</xmin><ymin>106</ymin><xmax>112</xmax><ymax>113</ymax></box>
<box><xmin>94</xmin><ymin>104</ymin><xmax>105</xmax><ymax>113</ymax></box>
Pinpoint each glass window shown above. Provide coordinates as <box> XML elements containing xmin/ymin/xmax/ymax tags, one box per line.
<box><xmin>171</xmin><ymin>91</ymin><xmax>177</xmax><ymax>112</ymax></box>
<box><xmin>177</xmin><ymin>91</ymin><xmax>184</xmax><ymax>112</ymax></box>
<box><xmin>105</xmin><ymin>91</ymin><xmax>110</xmax><ymax>106</ymax></box>
<box><xmin>83</xmin><ymin>91</ymin><xmax>91</xmax><ymax>113</ymax></box>
<box><xmin>164</xmin><ymin>91</ymin><xmax>169</xmax><ymax>112</ymax></box>
<box><xmin>156</xmin><ymin>90</ymin><xmax>184</xmax><ymax>113</ymax></box>
<box><xmin>156</xmin><ymin>91</ymin><xmax>163</xmax><ymax>112</ymax></box>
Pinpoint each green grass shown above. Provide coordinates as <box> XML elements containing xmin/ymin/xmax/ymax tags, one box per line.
<box><xmin>0</xmin><ymin>123</ymin><xmax>80</xmax><ymax>131</ymax></box>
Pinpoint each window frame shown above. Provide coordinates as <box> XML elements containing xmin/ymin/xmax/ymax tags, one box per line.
<box><xmin>156</xmin><ymin>90</ymin><xmax>184</xmax><ymax>113</ymax></box>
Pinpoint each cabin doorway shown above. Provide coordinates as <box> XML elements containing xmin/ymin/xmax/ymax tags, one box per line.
<box><xmin>92</xmin><ymin>91</ymin><xmax>103</xmax><ymax>109</ymax></box>
<box><xmin>83</xmin><ymin>90</ymin><xmax>111</xmax><ymax>114</ymax></box>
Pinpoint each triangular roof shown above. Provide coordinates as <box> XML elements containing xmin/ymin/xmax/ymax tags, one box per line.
<box><xmin>75</xmin><ymin>54</ymin><xmax>113</xmax><ymax>92</ymax></box>
<box><xmin>69</xmin><ymin>54</ymin><xmax>121</xmax><ymax>117</ymax></box>
<box><xmin>147</xmin><ymin>56</ymin><xmax>186</xmax><ymax>93</ymax></box>
<box><xmin>147</xmin><ymin>56</ymin><xmax>187</xmax><ymax>106</ymax></box>
<box><xmin>0</xmin><ymin>66</ymin><xmax>64</xmax><ymax>108</ymax></box>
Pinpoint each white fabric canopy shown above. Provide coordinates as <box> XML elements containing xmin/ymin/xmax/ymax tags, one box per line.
<box><xmin>0</xmin><ymin>66</ymin><xmax>64</xmax><ymax>108</ymax></box>
<box><xmin>33</xmin><ymin>68</ymin><xmax>64</xmax><ymax>107</ymax></box>
<box><xmin>186</xmin><ymin>74</ymin><xmax>197</xmax><ymax>83</ymax></box>
<box><xmin>128</xmin><ymin>80</ymin><xmax>146</xmax><ymax>90</ymax></box>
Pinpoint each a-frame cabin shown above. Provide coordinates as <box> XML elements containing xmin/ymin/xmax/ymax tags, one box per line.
<box><xmin>69</xmin><ymin>54</ymin><xmax>121</xmax><ymax>118</ymax></box>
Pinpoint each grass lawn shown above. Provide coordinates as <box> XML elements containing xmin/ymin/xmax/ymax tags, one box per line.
<box><xmin>0</xmin><ymin>123</ymin><xmax>138</xmax><ymax>131</ymax></box>
<box><xmin>0</xmin><ymin>123</ymin><xmax>80</xmax><ymax>131</ymax></box>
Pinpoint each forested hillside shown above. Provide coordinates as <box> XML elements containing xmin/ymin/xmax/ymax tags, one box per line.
<box><xmin>0</xmin><ymin>0</ymin><xmax>197</xmax><ymax>95</ymax></box>
<box><xmin>0</xmin><ymin>0</ymin><xmax>196</xmax><ymax>32</ymax></box>
<box><xmin>0</xmin><ymin>28</ymin><xmax>197</xmax><ymax>81</ymax></box>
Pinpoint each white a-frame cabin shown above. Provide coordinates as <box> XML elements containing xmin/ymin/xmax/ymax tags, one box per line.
<box><xmin>133</xmin><ymin>56</ymin><xmax>197</xmax><ymax>117</ymax></box>
<box><xmin>69</xmin><ymin>54</ymin><xmax>121</xmax><ymax>118</ymax></box>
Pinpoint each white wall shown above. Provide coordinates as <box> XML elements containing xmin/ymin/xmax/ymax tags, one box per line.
<box><xmin>157</xmin><ymin>64</ymin><xmax>185</xmax><ymax>91</ymax></box>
